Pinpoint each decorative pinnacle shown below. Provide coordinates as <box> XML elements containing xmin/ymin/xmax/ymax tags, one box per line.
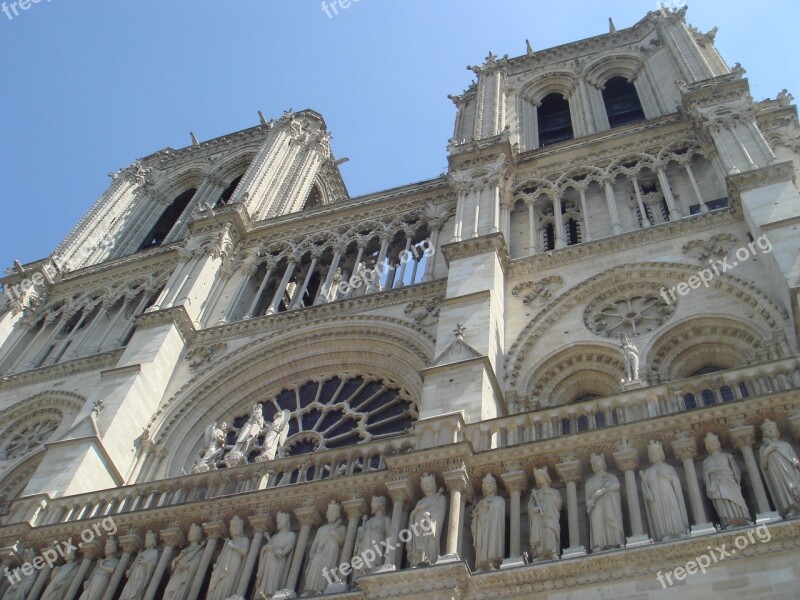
<box><xmin>454</xmin><ymin>324</ymin><xmax>466</xmax><ymax>342</ymax></box>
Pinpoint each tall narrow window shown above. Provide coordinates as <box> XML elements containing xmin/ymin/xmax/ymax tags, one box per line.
<box><xmin>215</xmin><ymin>176</ymin><xmax>243</xmax><ymax>207</ymax></box>
<box><xmin>138</xmin><ymin>188</ymin><xmax>197</xmax><ymax>250</ymax></box>
<box><xmin>543</xmin><ymin>222</ymin><xmax>555</xmax><ymax>251</ymax></box>
<box><xmin>602</xmin><ymin>77</ymin><xmax>645</xmax><ymax>128</ymax></box>
<box><xmin>537</xmin><ymin>93</ymin><xmax>574</xmax><ymax>146</ymax></box>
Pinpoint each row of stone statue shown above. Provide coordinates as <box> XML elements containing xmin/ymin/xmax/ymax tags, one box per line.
<box><xmin>192</xmin><ymin>405</ymin><xmax>291</xmax><ymax>472</ymax></box>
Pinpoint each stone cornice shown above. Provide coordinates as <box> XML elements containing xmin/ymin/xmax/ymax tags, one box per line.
<box><xmin>727</xmin><ymin>161</ymin><xmax>797</xmax><ymax>196</ymax></box>
<box><xmin>136</xmin><ymin>306</ymin><xmax>197</xmax><ymax>343</ymax></box>
<box><xmin>441</xmin><ymin>233</ymin><xmax>510</xmax><ymax>271</ymax></box>
<box><xmin>0</xmin><ymin>350</ymin><xmax>124</xmax><ymax>392</ymax></box>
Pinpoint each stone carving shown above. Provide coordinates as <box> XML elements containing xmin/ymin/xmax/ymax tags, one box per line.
<box><xmin>640</xmin><ymin>441</ymin><xmax>689</xmax><ymax>541</ymax></box>
<box><xmin>254</xmin><ymin>512</ymin><xmax>296</xmax><ymax>598</ymax></box>
<box><xmin>471</xmin><ymin>474</ymin><xmax>506</xmax><ymax>570</ymax></box>
<box><xmin>759</xmin><ymin>419</ymin><xmax>800</xmax><ymax>518</ymax></box>
<box><xmin>407</xmin><ymin>473</ymin><xmax>447</xmax><ymax>567</ymax></box>
<box><xmin>2</xmin><ymin>549</ymin><xmax>37</xmax><ymax>600</ymax></box>
<box><xmin>528</xmin><ymin>467</ymin><xmax>562</xmax><ymax>561</ymax></box>
<box><xmin>585</xmin><ymin>291</ymin><xmax>675</xmax><ymax>337</ymax></box>
<box><xmin>681</xmin><ymin>233</ymin><xmax>738</xmax><ymax>263</ymax></box>
<box><xmin>193</xmin><ymin>422</ymin><xmax>228</xmax><ymax>473</ymax></box>
<box><xmin>163</xmin><ymin>524</ymin><xmax>205</xmax><ymax>600</ymax></box>
<box><xmin>702</xmin><ymin>433</ymin><xmax>751</xmax><ymax>528</ymax></box>
<box><xmin>511</xmin><ymin>276</ymin><xmax>564</xmax><ymax>306</ymax></box>
<box><xmin>79</xmin><ymin>538</ymin><xmax>120</xmax><ymax>600</ymax></box>
<box><xmin>224</xmin><ymin>404</ymin><xmax>264</xmax><ymax>467</ymax></box>
<box><xmin>120</xmin><ymin>530</ymin><xmax>160</xmax><ymax>600</ymax></box>
<box><xmin>255</xmin><ymin>410</ymin><xmax>291</xmax><ymax>463</ymax></box>
<box><xmin>40</xmin><ymin>547</ymin><xmax>80</xmax><ymax>600</ymax></box>
<box><xmin>185</xmin><ymin>343</ymin><xmax>227</xmax><ymax>371</ymax></box>
<box><xmin>404</xmin><ymin>296</ymin><xmax>443</xmax><ymax>327</ymax></box>
<box><xmin>207</xmin><ymin>517</ymin><xmax>250</xmax><ymax>600</ymax></box>
<box><xmin>585</xmin><ymin>453</ymin><xmax>625</xmax><ymax>551</ymax></box>
<box><xmin>303</xmin><ymin>501</ymin><xmax>346</xmax><ymax>594</ymax></box>
<box><xmin>619</xmin><ymin>334</ymin><xmax>640</xmax><ymax>382</ymax></box>
<box><xmin>354</xmin><ymin>496</ymin><xmax>392</xmax><ymax>577</ymax></box>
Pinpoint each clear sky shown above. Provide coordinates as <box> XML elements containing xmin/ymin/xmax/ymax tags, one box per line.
<box><xmin>1</xmin><ymin>0</ymin><xmax>798</xmax><ymax>266</ymax></box>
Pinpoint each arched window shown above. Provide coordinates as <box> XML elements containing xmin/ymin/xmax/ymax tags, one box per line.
<box><xmin>720</xmin><ymin>386</ymin><xmax>735</xmax><ymax>402</ymax></box>
<box><xmin>683</xmin><ymin>393</ymin><xmax>697</xmax><ymax>410</ymax></box>
<box><xmin>138</xmin><ymin>188</ymin><xmax>197</xmax><ymax>250</ymax></box>
<box><xmin>577</xmin><ymin>415</ymin><xmax>589</xmax><ymax>432</ymax></box>
<box><xmin>602</xmin><ymin>77</ymin><xmax>645</xmax><ymax>128</ymax></box>
<box><xmin>537</xmin><ymin>93</ymin><xmax>574</xmax><ymax>146</ymax></box>
<box><xmin>215</xmin><ymin>176</ymin><xmax>243</xmax><ymax>207</ymax></box>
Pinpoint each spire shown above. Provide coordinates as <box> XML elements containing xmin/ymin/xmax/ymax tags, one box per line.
<box><xmin>609</xmin><ymin>17</ymin><xmax>616</xmax><ymax>33</ymax></box>
<box><xmin>190</xmin><ymin>132</ymin><xmax>200</xmax><ymax>146</ymax></box>
<box><xmin>526</xmin><ymin>39</ymin><xmax>534</xmax><ymax>55</ymax></box>
<box><xmin>258</xmin><ymin>110</ymin><xmax>268</xmax><ymax>125</ymax></box>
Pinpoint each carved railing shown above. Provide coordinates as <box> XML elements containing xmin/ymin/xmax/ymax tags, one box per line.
<box><xmin>3</xmin><ymin>435</ymin><xmax>415</xmax><ymax>529</ymax></box>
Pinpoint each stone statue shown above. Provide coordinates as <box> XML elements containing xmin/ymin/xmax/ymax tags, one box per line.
<box><xmin>640</xmin><ymin>441</ymin><xmax>689</xmax><ymax>541</ymax></box>
<box><xmin>206</xmin><ymin>516</ymin><xmax>250</xmax><ymax>600</ymax></box>
<box><xmin>759</xmin><ymin>419</ymin><xmax>800</xmax><ymax>518</ymax></box>
<box><xmin>119</xmin><ymin>530</ymin><xmax>160</xmax><ymax>600</ymax></box>
<box><xmin>585</xmin><ymin>453</ymin><xmax>625</xmax><ymax>551</ymax></box>
<box><xmin>407</xmin><ymin>473</ymin><xmax>447</xmax><ymax>566</ymax></box>
<box><xmin>353</xmin><ymin>496</ymin><xmax>392</xmax><ymax>577</ymax></box>
<box><xmin>163</xmin><ymin>524</ymin><xmax>205</xmax><ymax>600</ymax></box>
<box><xmin>256</xmin><ymin>410</ymin><xmax>291</xmax><ymax>462</ymax></box>
<box><xmin>702</xmin><ymin>433</ymin><xmax>751</xmax><ymax>528</ymax></box>
<box><xmin>471</xmin><ymin>474</ymin><xmax>506</xmax><ymax>570</ymax></box>
<box><xmin>192</xmin><ymin>421</ymin><xmax>227</xmax><ymax>473</ymax></box>
<box><xmin>2</xmin><ymin>549</ymin><xmax>37</xmax><ymax>600</ymax></box>
<box><xmin>619</xmin><ymin>334</ymin><xmax>640</xmax><ymax>381</ymax></box>
<box><xmin>79</xmin><ymin>538</ymin><xmax>120</xmax><ymax>600</ymax></box>
<box><xmin>40</xmin><ymin>547</ymin><xmax>80</xmax><ymax>600</ymax></box>
<box><xmin>254</xmin><ymin>512</ymin><xmax>296</xmax><ymax>598</ymax></box>
<box><xmin>303</xmin><ymin>501</ymin><xmax>346</xmax><ymax>593</ymax></box>
<box><xmin>224</xmin><ymin>404</ymin><xmax>264</xmax><ymax>466</ymax></box>
<box><xmin>528</xmin><ymin>467</ymin><xmax>562</xmax><ymax>560</ymax></box>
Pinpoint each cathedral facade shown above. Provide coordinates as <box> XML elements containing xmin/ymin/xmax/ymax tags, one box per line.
<box><xmin>1</xmin><ymin>7</ymin><xmax>799</xmax><ymax>599</ymax></box>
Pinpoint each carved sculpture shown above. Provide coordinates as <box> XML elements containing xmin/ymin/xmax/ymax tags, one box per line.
<box><xmin>702</xmin><ymin>433</ymin><xmax>751</xmax><ymax>528</ymax></box>
<box><xmin>528</xmin><ymin>467</ymin><xmax>562</xmax><ymax>560</ymax></box>
<box><xmin>119</xmin><ymin>530</ymin><xmax>160</xmax><ymax>600</ymax></box>
<box><xmin>471</xmin><ymin>474</ymin><xmax>506</xmax><ymax>570</ymax></box>
<box><xmin>585</xmin><ymin>453</ymin><xmax>625</xmax><ymax>551</ymax></box>
<box><xmin>2</xmin><ymin>549</ymin><xmax>37</xmax><ymax>600</ymax></box>
<box><xmin>354</xmin><ymin>496</ymin><xmax>392</xmax><ymax>577</ymax></box>
<box><xmin>619</xmin><ymin>333</ymin><xmax>640</xmax><ymax>381</ymax></box>
<box><xmin>40</xmin><ymin>547</ymin><xmax>80</xmax><ymax>600</ymax></box>
<box><xmin>303</xmin><ymin>501</ymin><xmax>346</xmax><ymax>593</ymax></box>
<box><xmin>79</xmin><ymin>538</ymin><xmax>120</xmax><ymax>600</ymax></box>
<box><xmin>641</xmin><ymin>441</ymin><xmax>689</xmax><ymax>541</ymax></box>
<box><xmin>759</xmin><ymin>419</ymin><xmax>800</xmax><ymax>517</ymax></box>
<box><xmin>224</xmin><ymin>404</ymin><xmax>264</xmax><ymax>466</ymax></box>
<box><xmin>256</xmin><ymin>410</ymin><xmax>291</xmax><ymax>462</ymax></box>
<box><xmin>163</xmin><ymin>524</ymin><xmax>205</xmax><ymax>600</ymax></box>
<box><xmin>407</xmin><ymin>473</ymin><xmax>447</xmax><ymax>566</ymax></box>
<box><xmin>254</xmin><ymin>512</ymin><xmax>296</xmax><ymax>598</ymax></box>
<box><xmin>192</xmin><ymin>421</ymin><xmax>227</xmax><ymax>473</ymax></box>
<box><xmin>206</xmin><ymin>517</ymin><xmax>250</xmax><ymax>600</ymax></box>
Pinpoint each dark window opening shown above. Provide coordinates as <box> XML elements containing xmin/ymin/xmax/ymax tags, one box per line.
<box><xmin>304</xmin><ymin>184</ymin><xmax>323</xmax><ymax>210</ymax></box>
<box><xmin>138</xmin><ymin>188</ymin><xmax>197</xmax><ymax>250</ymax></box>
<box><xmin>689</xmin><ymin>197</ymin><xmax>729</xmax><ymax>215</ymax></box>
<box><xmin>543</xmin><ymin>222</ymin><xmax>555</xmax><ymax>251</ymax></box>
<box><xmin>577</xmin><ymin>415</ymin><xmax>589</xmax><ymax>432</ymax></box>
<box><xmin>738</xmin><ymin>382</ymin><xmax>749</xmax><ymax>398</ymax></box>
<box><xmin>566</xmin><ymin>218</ymin><xmax>580</xmax><ymax>245</ymax></box>
<box><xmin>602</xmin><ymin>77</ymin><xmax>645</xmax><ymax>128</ymax></box>
<box><xmin>683</xmin><ymin>393</ymin><xmax>697</xmax><ymax>410</ymax></box>
<box><xmin>720</xmin><ymin>386</ymin><xmax>735</xmax><ymax>402</ymax></box>
<box><xmin>538</xmin><ymin>93</ymin><xmax>574</xmax><ymax>146</ymax></box>
<box><xmin>215</xmin><ymin>176</ymin><xmax>242</xmax><ymax>207</ymax></box>
<box><xmin>701</xmin><ymin>389</ymin><xmax>716</xmax><ymax>406</ymax></box>
<box><xmin>691</xmin><ymin>365</ymin><xmax>725</xmax><ymax>376</ymax></box>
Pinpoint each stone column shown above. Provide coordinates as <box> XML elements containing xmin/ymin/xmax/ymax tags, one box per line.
<box><xmin>631</xmin><ymin>177</ymin><xmax>651</xmax><ymax>227</ymax></box>
<box><xmin>671</xmin><ymin>438</ymin><xmax>715</xmax><ymax>535</ymax></box>
<box><xmin>186</xmin><ymin>521</ymin><xmax>225</xmax><ymax>600</ymax></box>
<box><xmin>101</xmin><ymin>533</ymin><xmax>140</xmax><ymax>600</ymax></box>
<box><xmin>244</xmin><ymin>262</ymin><xmax>274</xmax><ymax>319</ymax></box>
<box><xmin>143</xmin><ymin>526</ymin><xmax>184</xmax><ymax>600</ymax></box>
<box><xmin>26</xmin><ymin>554</ymin><xmax>52</xmax><ymax>600</ymax></box>
<box><xmin>285</xmin><ymin>507</ymin><xmax>321</xmax><ymax>593</ymax></box>
<box><xmin>612</xmin><ymin>446</ymin><xmax>650</xmax><ymax>546</ymax></box>
<box><xmin>555</xmin><ymin>460</ymin><xmax>586</xmax><ymax>557</ymax></box>
<box><xmin>500</xmin><ymin>470</ymin><xmax>527</xmax><ymax>567</ymax></box>
<box><xmin>730</xmin><ymin>425</ymin><xmax>779</xmax><ymax>521</ymax></box>
<box><xmin>655</xmin><ymin>166</ymin><xmax>682</xmax><ymax>219</ymax></box>
<box><xmin>440</xmin><ymin>469</ymin><xmax>472</xmax><ymax>561</ymax></box>
<box><xmin>603</xmin><ymin>178</ymin><xmax>623</xmax><ymax>235</ymax></box>
<box><xmin>789</xmin><ymin>413</ymin><xmax>800</xmax><ymax>440</ymax></box>
<box><xmin>421</xmin><ymin>228</ymin><xmax>440</xmax><ymax>282</ymax></box>
<box><xmin>340</xmin><ymin>498</ymin><xmax>367</xmax><ymax>580</ymax></box>
<box><xmin>266</xmin><ymin>257</ymin><xmax>298</xmax><ymax>315</ymax></box>
<box><xmin>386</xmin><ymin>479</ymin><xmax>414</xmax><ymax>569</ymax></box>
<box><xmin>528</xmin><ymin>202</ymin><xmax>537</xmax><ymax>254</ymax></box>
<box><xmin>65</xmin><ymin>542</ymin><xmax>102</xmax><ymax>600</ymax></box>
<box><xmin>577</xmin><ymin>187</ymin><xmax>592</xmax><ymax>241</ymax></box>
<box><xmin>236</xmin><ymin>514</ymin><xmax>272</xmax><ymax>597</ymax></box>
<box><xmin>551</xmin><ymin>192</ymin><xmax>566</xmax><ymax>249</ymax></box>
<box><xmin>394</xmin><ymin>237</ymin><xmax>413</xmax><ymax>287</ymax></box>
<box><xmin>683</xmin><ymin>162</ymin><xmax>709</xmax><ymax>213</ymax></box>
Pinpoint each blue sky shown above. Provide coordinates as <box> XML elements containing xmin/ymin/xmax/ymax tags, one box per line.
<box><xmin>1</xmin><ymin>0</ymin><xmax>798</xmax><ymax>266</ymax></box>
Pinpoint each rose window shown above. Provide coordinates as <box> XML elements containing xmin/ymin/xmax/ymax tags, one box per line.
<box><xmin>223</xmin><ymin>375</ymin><xmax>416</xmax><ymax>464</ymax></box>
<box><xmin>585</xmin><ymin>291</ymin><xmax>675</xmax><ymax>337</ymax></box>
<box><xmin>1</xmin><ymin>418</ymin><xmax>60</xmax><ymax>461</ymax></box>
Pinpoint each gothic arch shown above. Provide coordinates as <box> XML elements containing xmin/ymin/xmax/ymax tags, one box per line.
<box><xmin>520</xmin><ymin>71</ymin><xmax>578</xmax><ymax>104</ymax></box>
<box><xmin>148</xmin><ymin>318</ymin><xmax>433</xmax><ymax>476</ymax></box>
<box><xmin>584</xmin><ymin>54</ymin><xmax>644</xmax><ymax>88</ymax></box>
